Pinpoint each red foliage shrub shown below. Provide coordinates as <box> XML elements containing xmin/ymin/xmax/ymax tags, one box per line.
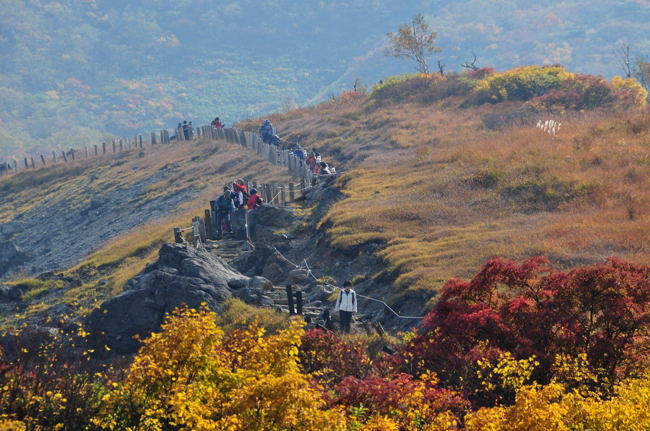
<box><xmin>335</xmin><ymin>373</ymin><xmax>470</xmax><ymax>419</ymax></box>
<box><xmin>299</xmin><ymin>329</ymin><xmax>373</xmax><ymax>386</ymax></box>
<box><xmin>400</xmin><ymin>257</ymin><xmax>650</xmax><ymax>402</ymax></box>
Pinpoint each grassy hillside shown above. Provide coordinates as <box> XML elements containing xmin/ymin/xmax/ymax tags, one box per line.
<box><xmin>2</xmin><ymin>0</ymin><xmax>649</xmax><ymax>159</ymax></box>
<box><xmin>241</xmin><ymin>68</ymin><xmax>650</xmax><ymax>301</ymax></box>
<box><xmin>0</xmin><ymin>135</ymin><xmax>292</xmax><ymax>325</ymax></box>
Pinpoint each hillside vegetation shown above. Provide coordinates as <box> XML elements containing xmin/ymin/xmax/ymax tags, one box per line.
<box><xmin>0</xmin><ymin>65</ymin><xmax>649</xmax><ymax>429</ymax></box>
<box><xmin>0</xmin><ymin>135</ymin><xmax>292</xmax><ymax>325</ymax></box>
<box><xmin>242</xmin><ymin>66</ymin><xmax>650</xmax><ymax>301</ymax></box>
<box><xmin>2</xmin><ymin>0</ymin><xmax>649</xmax><ymax>158</ymax></box>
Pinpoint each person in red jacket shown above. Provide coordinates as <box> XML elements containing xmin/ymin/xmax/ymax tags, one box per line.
<box><xmin>234</xmin><ymin>178</ymin><xmax>248</xmax><ymax>194</ymax></box>
<box><xmin>246</xmin><ymin>188</ymin><xmax>263</xmax><ymax>210</ymax></box>
<box><xmin>211</xmin><ymin>117</ymin><xmax>224</xmax><ymax>128</ymax></box>
<box><xmin>233</xmin><ymin>179</ymin><xmax>249</xmax><ymax>208</ymax></box>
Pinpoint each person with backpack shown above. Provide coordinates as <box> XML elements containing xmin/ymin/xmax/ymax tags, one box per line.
<box><xmin>260</xmin><ymin>120</ymin><xmax>275</xmax><ymax>144</ymax></box>
<box><xmin>306</xmin><ymin>151</ymin><xmax>317</xmax><ymax>170</ymax></box>
<box><xmin>246</xmin><ymin>188</ymin><xmax>263</xmax><ymax>210</ymax></box>
<box><xmin>334</xmin><ymin>281</ymin><xmax>357</xmax><ymax>333</ymax></box>
<box><xmin>214</xmin><ymin>186</ymin><xmax>236</xmax><ymax>238</ymax></box>
<box><xmin>211</xmin><ymin>117</ymin><xmax>224</xmax><ymax>128</ymax></box>
<box><xmin>233</xmin><ymin>179</ymin><xmax>249</xmax><ymax>208</ymax></box>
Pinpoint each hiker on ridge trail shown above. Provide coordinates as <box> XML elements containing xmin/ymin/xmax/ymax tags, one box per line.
<box><xmin>211</xmin><ymin>117</ymin><xmax>224</xmax><ymax>128</ymax></box>
<box><xmin>233</xmin><ymin>179</ymin><xmax>249</xmax><ymax>208</ymax></box>
<box><xmin>214</xmin><ymin>186</ymin><xmax>236</xmax><ymax>238</ymax></box>
<box><xmin>260</xmin><ymin>119</ymin><xmax>275</xmax><ymax>144</ymax></box>
<box><xmin>182</xmin><ymin>121</ymin><xmax>190</xmax><ymax>140</ymax></box>
<box><xmin>319</xmin><ymin>162</ymin><xmax>332</xmax><ymax>175</ymax></box>
<box><xmin>246</xmin><ymin>188</ymin><xmax>264</xmax><ymax>210</ymax></box>
<box><xmin>306</xmin><ymin>151</ymin><xmax>316</xmax><ymax>170</ymax></box>
<box><xmin>334</xmin><ymin>280</ymin><xmax>357</xmax><ymax>333</ymax></box>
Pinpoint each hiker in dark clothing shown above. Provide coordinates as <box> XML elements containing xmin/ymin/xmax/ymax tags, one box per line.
<box><xmin>334</xmin><ymin>281</ymin><xmax>357</xmax><ymax>333</ymax></box>
<box><xmin>211</xmin><ymin>117</ymin><xmax>224</xmax><ymax>128</ymax></box>
<box><xmin>260</xmin><ymin>119</ymin><xmax>275</xmax><ymax>144</ymax></box>
<box><xmin>214</xmin><ymin>187</ymin><xmax>236</xmax><ymax>238</ymax></box>
<box><xmin>182</xmin><ymin>121</ymin><xmax>189</xmax><ymax>140</ymax></box>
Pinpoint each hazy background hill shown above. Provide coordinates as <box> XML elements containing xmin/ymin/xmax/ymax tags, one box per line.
<box><xmin>1</xmin><ymin>0</ymin><xmax>649</xmax><ymax>158</ymax></box>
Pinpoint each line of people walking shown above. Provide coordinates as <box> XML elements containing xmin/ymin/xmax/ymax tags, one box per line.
<box><xmin>212</xmin><ymin>179</ymin><xmax>264</xmax><ymax>238</ymax></box>
<box><xmin>260</xmin><ymin>119</ymin><xmax>336</xmax><ymax>176</ymax></box>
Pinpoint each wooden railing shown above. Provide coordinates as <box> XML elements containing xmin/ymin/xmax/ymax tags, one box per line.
<box><xmin>1</xmin><ymin>124</ymin><xmax>321</xmax><ymax>188</ymax></box>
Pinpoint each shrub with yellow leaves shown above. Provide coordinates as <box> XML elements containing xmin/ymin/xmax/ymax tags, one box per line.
<box><xmin>611</xmin><ymin>76</ymin><xmax>648</xmax><ymax>107</ymax></box>
<box><xmin>465</xmin><ymin>374</ymin><xmax>650</xmax><ymax>431</ymax></box>
<box><xmin>93</xmin><ymin>305</ymin><xmax>346</xmax><ymax>431</ymax></box>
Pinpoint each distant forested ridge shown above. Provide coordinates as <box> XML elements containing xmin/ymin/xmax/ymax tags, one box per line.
<box><xmin>1</xmin><ymin>0</ymin><xmax>649</xmax><ymax>158</ymax></box>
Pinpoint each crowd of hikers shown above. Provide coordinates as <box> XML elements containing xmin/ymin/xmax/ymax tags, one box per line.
<box><xmin>259</xmin><ymin>119</ymin><xmax>336</xmax><ymax>176</ymax></box>
<box><xmin>176</xmin><ymin>121</ymin><xmax>194</xmax><ymax>140</ymax></box>
<box><xmin>212</xmin><ymin>179</ymin><xmax>263</xmax><ymax>238</ymax></box>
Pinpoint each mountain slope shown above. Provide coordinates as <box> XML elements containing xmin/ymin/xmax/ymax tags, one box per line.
<box><xmin>1</xmin><ymin>0</ymin><xmax>649</xmax><ymax>158</ymax></box>
<box><xmin>240</xmin><ymin>73</ymin><xmax>650</xmax><ymax>299</ymax></box>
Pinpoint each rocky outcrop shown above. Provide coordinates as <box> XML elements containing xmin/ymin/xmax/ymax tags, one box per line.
<box><xmin>87</xmin><ymin>243</ymin><xmax>253</xmax><ymax>354</ymax></box>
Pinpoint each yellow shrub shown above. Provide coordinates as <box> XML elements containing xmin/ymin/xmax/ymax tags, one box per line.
<box><xmin>93</xmin><ymin>306</ymin><xmax>345</xmax><ymax>431</ymax></box>
<box><xmin>465</xmin><ymin>383</ymin><xmax>570</xmax><ymax>431</ymax></box>
<box><xmin>466</xmin><ymin>375</ymin><xmax>650</xmax><ymax>431</ymax></box>
<box><xmin>0</xmin><ymin>418</ymin><xmax>26</xmax><ymax>431</ymax></box>
<box><xmin>612</xmin><ymin>76</ymin><xmax>648</xmax><ymax>106</ymax></box>
<box><xmin>475</xmin><ymin>65</ymin><xmax>574</xmax><ymax>102</ymax></box>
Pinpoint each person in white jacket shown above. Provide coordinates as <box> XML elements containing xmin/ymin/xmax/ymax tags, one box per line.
<box><xmin>334</xmin><ymin>281</ymin><xmax>357</xmax><ymax>333</ymax></box>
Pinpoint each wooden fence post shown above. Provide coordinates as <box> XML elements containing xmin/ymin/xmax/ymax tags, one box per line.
<box><xmin>289</xmin><ymin>183</ymin><xmax>295</xmax><ymax>201</ymax></box>
<box><xmin>102</xmin><ymin>142</ymin><xmax>106</xmax><ymax>154</ymax></box>
<box><xmin>112</xmin><ymin>141</ymin><xmax>116</xmax><ymax>153</ymax></box>
<box><xmin>295</xmin><ymin>290</ymin><xmax>303</xmax><ymax>315</ymax></box>
<box><xmin>286</xmin><ymin>285</ymin><xmax>295</xmax><ymax>315</ymax></box>
<box><xmin>70</xmin><ymin>149</ymin><xmax>75</xmax><ymax>160</ymax></box>
<box><xmin>85</xmin><ymin>146</ymin><xmax>89</xmax><ymax>158</ymax></box>
<box><xmin>24</xmin><ymin>158</ymin><xmax>28</xmax><ymax>169</ymax></box>
<box><xmin>94</xmin><ymin>144</ymin><xmax>98</xmax><ymax>156</ymax></box>
<box><xmin>30</xmin><ymin>158</ymin><xmax>35</xmax><ymax>169</ymax></box>
<box><xmin>62</xmin><ymin>150</ymin><xmax>67</xmax><ymax>162</ymax></box>
<box><xmin>119</xmin><ymin>141</ymin><xmax>123</xmax><ymax>152</ymax></box>
<box><xmin>191</xmin><ymin>217</ymin><xmax>201</xmax><ymax>247</ymax></box>
<box><xmin>204</xmin><ymin>209</ymin><xmax>214</xmax><ymax>240</ymax></box>
<box><xmin>52</xmin><ymin>151</ymin><xmax>57</xmax><ymax>163</ymax></box>
<box><xmin>139</xmin><ymin>135</ymin><xmax>143</xmax><ymax>148</ymax></box>
<box><xmin>40</xmin><ymin>155</ymin><xmax>46</xmax><ymax>166</ymax></box>
<box><xmin>173</xmin><ymin>227</ymin><xmax>183</xmax><ymax>243</ymax></box>
<box><xmin>280</xmin><ymin>184</ymin><xmax>286</xmax><ymax>205</ymax></box>
<box><xmin>198</xmin><ymin>216</ymin><xmax>207</xmax><ymax>244</ymax></box>
<box><xmin>12</xmin><ymin>160</ymin><xmax>17</xmax><ymax>171</ymax></box>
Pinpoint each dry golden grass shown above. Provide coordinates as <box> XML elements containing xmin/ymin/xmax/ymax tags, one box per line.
<box><xmin>0</xmin><ymin>136</ymin><xmax>294</xmax><ymax>324</ymax></box>
<box><xmin>251</xmin><ymin>94</ymin><xmax>650</xmax><ymax>299</ymax></box>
